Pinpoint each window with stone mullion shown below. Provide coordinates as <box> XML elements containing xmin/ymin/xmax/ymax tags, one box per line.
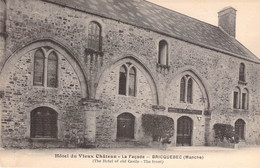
<box><xmin>33</xmin><ymin>49</ymin><xmax>45</xmax><ymax>86</ymax></box>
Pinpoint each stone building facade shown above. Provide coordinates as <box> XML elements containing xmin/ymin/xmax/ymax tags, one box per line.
<box><xmin>0</xmin><ymin>0</ymin><xmax>260</xmax><ymax>148</ymax></box>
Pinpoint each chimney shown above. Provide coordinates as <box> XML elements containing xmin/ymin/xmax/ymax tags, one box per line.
<box><xmin>218</xmin><ymin>7</ymin><xmax>237</xmax><ymax>37</ymax></box>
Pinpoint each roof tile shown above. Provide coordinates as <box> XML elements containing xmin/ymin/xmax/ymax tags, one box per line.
<box><xmin>42</xmin><ymin>0</ymin><xmax>259</xmax><ymax>61</ymax></box>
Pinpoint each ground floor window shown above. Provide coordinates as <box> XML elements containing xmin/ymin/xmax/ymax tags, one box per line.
<box><xmin>117</xmin><ymin>113</ymin><xmax>135</xmax><ymax>139</ymax></box>
<box><xmin>235</xmin><ymin>119</ymin><xmax>245</xmax><ymax>140</ymax></box>
<box><xmin>30</xmin><ymin>107</ymin><xmax>58</xmax><ymax>138</ymax></box>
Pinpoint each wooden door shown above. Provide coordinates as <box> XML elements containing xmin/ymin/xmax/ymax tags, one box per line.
<box><xmin>177</xmin><ymin>116</ymin><xmax>192</xmax><ymax>146</ymax></box>
<box><xmin>117</xmin><ymin>113</ymin><xmax>135</xmax><ymax>139</ymax></box>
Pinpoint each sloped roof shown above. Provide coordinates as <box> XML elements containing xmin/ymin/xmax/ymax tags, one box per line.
<box><xmin>43</xmin><ymin>0</ymin><xmax>259</xmax><ymax>62</ymax></box>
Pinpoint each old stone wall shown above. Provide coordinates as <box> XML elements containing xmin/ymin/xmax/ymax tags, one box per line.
<box><xmin>0</xmin><ymin>46</ymin><xmax>84</xmax><ymax>148</ymax></box>
<box><xmin>1</xmin><ymin>0</ymin><xmax>260</xmax><ymax>147</ymax></box>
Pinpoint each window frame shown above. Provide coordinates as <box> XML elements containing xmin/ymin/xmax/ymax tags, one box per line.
<box><xmin>233</xmin><ymin>87</ymin><xmax>240</xmax><ymax>109</ymax></box>
<box><xmin>118</xmin><ymin>63</ymin><xmax>137</xmax><ymax>97</ymax></box>
<box><xmin>33</xmin><ymin>49</ymin><xmax>45</xmax><ymax>86</ymax></box>
<box><xmin>241</xmin><ymin>88</ymin><xmax>249</xmax><ymax>110</ymax></box>
<box><xmin>33</xmin><ymin>48</ymin><xmax>59</xmax><ymax>88</ymax></box>
<box><xmin>233</xmin><ymin>87</ymin><xmax>249</xmax><ymax>110</ymax></box>
<box><xmin>30</xmin><ymin>107</ymin><xmax>58</xmax><ymax>139</ymax></box>
<box><xmin>180</xmin><ymin>75</ymin><xmax>193</xmax><ymax>104</ymax></box>
<box><xmin>158</xmin><ymin>40</ymin><xmax>168</xmax><ymax>66</ymax></box>
<box><xmin>239</xmin><ymin>63</ymin><xmax>246</xmax><ymax>82</ymax></box>
<box><xmin>88</xmin><ymin>21</ymin><xmax>102</xmax><ymax>51</ymax></box>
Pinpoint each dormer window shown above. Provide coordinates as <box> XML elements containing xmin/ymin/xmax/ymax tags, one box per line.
<box><xmin>158</xmin><ymin>40</ymin><xmax>168</xmax><ymax>66</ymax></box>
<box><xmin>239</xmin><ymin>63</ymin><xmax>245</xmax><ymax>82</ymax></box>
<box><xmin>88</xmin><ymin>21</ymin><xmax>102</xmax><ymax>51</ymax></box>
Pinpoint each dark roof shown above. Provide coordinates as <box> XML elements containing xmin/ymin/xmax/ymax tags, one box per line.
<box><xmin>43</xmin><ymin>0</ymin><xmax>259</xmax><ymax>62</ymax></box>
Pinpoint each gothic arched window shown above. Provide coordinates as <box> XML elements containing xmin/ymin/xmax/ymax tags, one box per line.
<box><xmin>233</xmin><ymin>87</ymin><xmax>240</xmax><ymax>109</ymax></box>
<box><xmin>241</xmin><ymin>88</ymin><xmax>249</xmax><ymax>110</ymax></box>
<box><xmin>118</xmin><ymin>64</ymin><xmax>137</xmax><ymax>97</ymax></box>
<box><xmin>88</xmin><ymin>21</ymin><xmax>102</xmax><ymax>51</ymax></box>
<box><xmin>180</xmin><ymin>75</ymin><xmax>193</xmax><ymax>104</ymax></box>
<box><xmin>187</xmin><ymin>78</ymin><xmax>193</xmax><ymax>104</ymax></box>
<box><xmin>119</xmin><ymin>65</ymin><xmax>127</xmax><ymax>95</ymax></box>
<box><xmin>47</xmin><ymin>52</ymin><xmax>58</xmax><ymax>88</ymax></box>
<box><xmin>33</xmin><ymin>48</ymin><xmax>59</xmax><ymax>88</ymax></box>
<box><xmin>33</xmin><ymin>49</ymin><xmax>45</xmax><ymax>86</ymax></box>
<box><xmin>128</xmin><ymin>67</ymin><xmax>136</xmax><ymax>96</ymax></box>
<box><xmin>180</xmin><ymin>77</ymin><xmax>186</xmax><ymax>102</ymax></box>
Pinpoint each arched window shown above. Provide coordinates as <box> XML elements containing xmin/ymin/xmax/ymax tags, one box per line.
<box><xmin>235</xmin><ymin>119</ymin><xmax>245</xmax><ymax>140</ymax></box>
<box><xmin>128</xmin><ymin>67</ymin><xmax>136</xmax><ymax>96</ymax></box>
<box><xmin>187</xmin><ymin>78</ymin><xmax>193</xmax><ymax>103</ymax></box>
<box><xmin>47</xmin><ymin>51</ymin><xmax>58</xmax><ymax>88</ymax></box>
<box><xmin>30</xmin><ymin>107</ymin><xmax>58</xmax><ymax>138</ymax></box>
<box><xmin>119</xmin><ymin>65</ymin><xmax>127</xmax><ymax>95</ymax></box>
<box><xmin>117</xmin><ymin>113</ymin><xmax>135</xmax><ymax>139</ymax></box>
<box><xmin>180</xmin><ymin>75</ymin><xmax>193</xmax><ymax>104</ymax></box>
<box><xmin>118</xmin><ymin>64</ymin><xmax>137</xmax><ymax>97</ymax></box>
<box><xmin>33</xmin><ymin>49</ymin><xmax>45</xmax><ymax>86</ymax></box>
<box><xmin>180</xmin><ymin>77</ymin><xmax>186</xmax><ymax>102</ymax></box>
<box><xmin>158</xmin><ymin>40</ymin><xmax>168</xmax><ymax>65</ymax></box>
<box><xmin>33</xmin><ymin>48</ymin><xmax>59</xmax><ymax>88</ymax></box>
<box><xmin>241</xmin><ymin>88</ymin><xmax>249</xmax><ymax>110</ymax></box>
<box><xmin>233</xmin><ymin>87</ymin><xmax>240</xmax><ymax>109</ymax></box>
<box><xmin>239</xmin><ymin>63</ymin><xmax>245</xmax><ymax>82</ymax></box>
<box><xmin>88</xmin><ymin>21</ymin><xmax>102</xmax><ymax>51</ymax></box>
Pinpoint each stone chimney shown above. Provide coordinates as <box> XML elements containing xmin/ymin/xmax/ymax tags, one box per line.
<box><xmin>218</xmin><ymin>7</ymin><xmax>237</xmax><ymax>37</ymax></box>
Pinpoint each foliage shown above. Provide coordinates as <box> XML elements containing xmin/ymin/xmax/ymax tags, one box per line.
<box><xmin>142</xmin><ymin>114</ymin><xmax>174</xmax><ymax>143</ymax></box>
<box><xmin>213</xmin><ymin>123</ymin><xmax>239</xmax><ymax>143</ymax></box>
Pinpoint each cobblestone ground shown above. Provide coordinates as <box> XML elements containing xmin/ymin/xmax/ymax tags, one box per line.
<box><xmin>0</xmin><ymin>146</ymin><xmax>259</xmax><ymax>168</ymax></box>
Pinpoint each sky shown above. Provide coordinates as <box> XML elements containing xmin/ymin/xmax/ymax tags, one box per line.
<box><xmin>147</xmin><ymin>0</ymin><xmax>260</xmax><ymax>58</ymax></box>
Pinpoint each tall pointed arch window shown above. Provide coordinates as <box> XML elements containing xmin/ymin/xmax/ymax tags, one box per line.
<box><xmin>119</xmin><ymin>65</ymin><xmax>127</xmax><ymax>95</ymax></box>
<box><xmin>180</xmin><ymin>75</ymin><xmax>193</xmax><ymax>104</ymax></box>
<box><xmin>128</xmin><ymin>67</ymin><xmax>136</xmax><ymax>96</ymax></box>
<box><xmin>180</xmin><ymin>77</ymin><xmax>186</xmax><ymax>102</ymax></box>
<box><xmin>158</xmin><ymin>40</ymin><xmax>168</xmax><ymax>65</ymax></box>
<box><xmin>239</xmin><ymin>63</ymin><xmax>245</xmax><ymax>82</ymax></box>
<box><xmin>47</xmin><ymin>52</ymin><xmax>58</xmax><ymax>87</ymax></box>
<box><xmin>33</xmin><ymin>49</ymin><xmax>45</xmax><ymax>86</ymax></box>
<box><xmin>233</xmin><ymin>87</ymin><xmax>240</xmax><ymax>109</ymax></box>
<box><xmin>33</xmin><ymin>48</ymin><xmax>58</xmax><ymax>88</ymax></box>
<box><xmin>88</xmin><ymin>21</ymin><xmax>102</xmax><ymax>51</ymax></box>
<box><xmin>241</xmin><ymin>88</ymin><xmax>249</xmax><ymax>110</ymax></box>
<box><xmin>187</xmin><ymin>78</ymin><xmax>193</xmax><ymax>104</ymax></box>
<box><xmin>118</xmin><ymin>63</ymin><xmax>137</xmax><ymax>97</ymax></box>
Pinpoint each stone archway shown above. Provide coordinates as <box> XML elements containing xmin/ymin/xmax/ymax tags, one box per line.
<box><xmin>116</xmin><ymin>112</ymin><xmax>135</xmax><ymax>139</ymax></box>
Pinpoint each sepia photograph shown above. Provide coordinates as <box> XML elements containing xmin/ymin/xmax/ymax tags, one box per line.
<box><xmin>0</xmin><ymin>0</ymin><xmax>259</xmax><ymax>167</ymax></box>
